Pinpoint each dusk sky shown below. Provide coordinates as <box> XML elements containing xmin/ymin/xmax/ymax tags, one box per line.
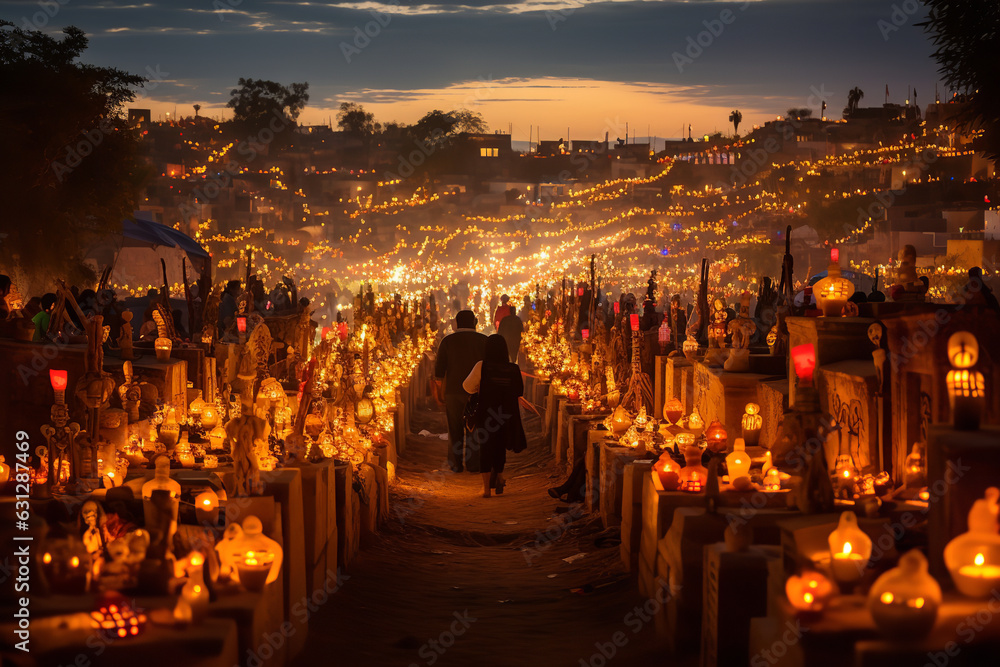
<box><xmin>7</xmin><ymin>0</ymin><xmax>944</xmax><ymax>143</ymax></box>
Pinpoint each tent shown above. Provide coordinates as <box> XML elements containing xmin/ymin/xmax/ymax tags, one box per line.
<box><xmin>87</xmin><ymin>213</ymin><xmax>210</xmax><ymax>293</ymax></box>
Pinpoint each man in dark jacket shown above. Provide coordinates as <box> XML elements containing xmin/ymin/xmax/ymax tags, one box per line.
<box><xmin>434</xmin><ymin>310</ymin><xmax>488</xmax><ymax>472</ymax></box>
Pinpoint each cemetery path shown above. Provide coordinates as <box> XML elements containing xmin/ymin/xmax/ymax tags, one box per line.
<box><xmin>296</xmin><ymin>400</ymin><xmax>680</xmax><ymax>667</ymax></box>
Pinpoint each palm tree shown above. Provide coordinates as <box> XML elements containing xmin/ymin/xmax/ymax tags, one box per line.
<box><xmin>847</xmin><ymin>87</ymin><xmax>864</xmax><ymax>115</ymax></box>
<box><xmin>729</xmin><ymin>109</ymin><xmax>743</xmax><ymax>136</ymax></box>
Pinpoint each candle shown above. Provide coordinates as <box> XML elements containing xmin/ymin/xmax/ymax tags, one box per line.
<box><xmin>237</xmin><ymin>551</ymin><xmax>274</xmax><ymax>592</ymax></box>
<box><xmin>195</xmin><ymin>489</ymin><xmax>220</xmax><ymax>526</ymax></box>
<box><xmin>629</xmin><ymin>313</ymin><xmax>640</xmax><ymax>331</ymax></box>
<box><xmin>828</xmin><ymin>511</ymin><xmax>872</xmax><ymax>585</ymax></box>
<box><xmin>154</xmin><ymin>337</ymin><xmax>172</xmax><ymax>362</ymax></box>
<box><xmin>726</xmin><ymin>438</ymin><xmax>751</xmax><ymax>482</ymax></box>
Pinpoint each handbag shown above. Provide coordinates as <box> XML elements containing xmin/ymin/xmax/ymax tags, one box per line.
<box><xmin>464</xmin><ymin>393</ymin><xmax>479</xmax><ymax>432</ymax></box>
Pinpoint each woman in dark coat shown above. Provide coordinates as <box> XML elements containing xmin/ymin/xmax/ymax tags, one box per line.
<box><xmin>463</xmin><ymin>334</ymin><xmax>526</xmax><ymax>497</ymax></box>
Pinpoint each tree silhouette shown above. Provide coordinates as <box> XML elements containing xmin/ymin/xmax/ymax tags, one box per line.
<box><xmin>920</xmin><ymin>1</ymin><xmax>1000</xmax><ymax>160</ymax></box>
<box><xmin>337</xmin><ymin>102</ymin><xmax>379</xmax><ymax>137</ymax></box>
<box><xmin>193</xmin><ymin>103</ymin><xmax>201</xmax><ymax>117</ymax></box>
<box><xmin>729</xmin><ymin>109</ymin><xmax>742</xmax><ymax>135</ymax></box>
<box><xmin>227</xmin><ymin>78</ymin><xmax>308</xmax><ymax>136</ymax></box>
<box><xmin>846</xmin><ymin>87</ymin><xmax>864</xmax><ymax>116</ymax></box>
<box><xmin>786</xmin><ymin>108</ymin><xmax>813</xmax><ymax>121</ymax></box>
<box><xmin>0</xmin><ymin>21</ymin><xmax>149</xmax><ymax>287</ymax></box>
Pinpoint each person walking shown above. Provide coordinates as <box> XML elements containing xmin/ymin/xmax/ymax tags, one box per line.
<box><xmin>434</xmin><ymin>310</ymin><xmax>488</xmax><ymax>473</ymax></box>
<box><xmin>463</xmin><ymin>334</ymin><xmax>527</xmax><ymax>497</ymax></box>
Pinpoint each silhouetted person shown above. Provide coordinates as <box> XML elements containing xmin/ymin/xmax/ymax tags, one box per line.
<box><xmin>434</xmin><ymin>310</ymin><xmax>488</xmax><ymax>473</ymax></box>
<box><xmin>497</xmin><ymin>313</ymin><xmax>524</xmax><ymax>363</ymax></box>
<box><xmin>463</xmin><ymin>334</ymin><xmax>526</xmax><ymax>497</ymax></box>
<box><xmin>964</xmin><ymin>267</ymin><xmax>999</xmax><ymax>312</ymax></box>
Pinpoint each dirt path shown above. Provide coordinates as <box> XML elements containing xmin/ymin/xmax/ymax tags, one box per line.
<box><xmin>297</xmin><ymin>402</ymin><xmax>677</xmax><ymax>667</ymax></box>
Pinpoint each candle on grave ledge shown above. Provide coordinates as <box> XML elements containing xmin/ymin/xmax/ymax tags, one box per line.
<box><xmin>814</xmin><ymin>247</ymin><xmax>852</xmax><ymax>317</ymax></box>
<box><xmin>792</xmin><ymin>343</ymin><xmax>816</xmax><ymax>387</ymax></box>
<box><xmin>741</xmin><ymin>402</ymin><xmax>762</xmax><ymax>447</ymax></box>
<box><xmin>154</xmin><ymin>337</ymin><xmax>172</xmax><ymax>362</ymax></box>
<box><xmin>786</xmin><ymin>570</ymin><xmax>834</xmax><ymax>614</ymax></box>
<box><xmin>726</xmin><ymin>438</ymin><xmax>751</xmax><ymax>483</ymax></box>
<box><xmin>195</xmin><ymin>489</ymin><xmax>220</xmax><ymax>526</ymax></box>
<box><xmin>180</xmin><ymin>552</ymin><xmax>210</xmax><ymax>622</ymax></box>
<box><xmin>49</xmin><ymin>369</ymin><xmax>68</xmax><ymax>403</ymax></box>
<box><xmin>944</xmin><ymin>487</ymin><xmax>1000</xmax><ymax>598</ymax></box>
<box><xmin>763</xmin><ymin>467</ymin><xmax>782</xmax><ymax>491</ymax></box>
<box><xmin>705</xmin><ymin>420</ymin><xmax>728</xmax><ymax>454</ymax></box>
<box><xmin>828</xmin><ymin>511</ymin><xmax>872</xmax><ymax>585</ymax></box>
<box><xmin>237</xmin><ymin>551</ymin><xmax>275</xmax><ymax>592</ymax></box>
<box><xmin>868</xmin><ymin>550</ymin><xmax>941</xmax><ymax>638</ymax></box>
<box><xmin>208</xmin><ymin>425</ymin><xmax>227</xmax><ymax>450</ymax></box>
<box><xmin>663</xmin><ymin>398</ymin><xmax>683</xmax><ymax>425</ymax></box>
<box><xmin>652</xmin><ymin>453</ymin><xmax>680</xmax><ymax>491</ymax></box>
<box><xmin>236</xmin><ymin>316</ymin><xmax>247</xmax><ymax>344</ymax></box>
<box><xmin>945</xmin><ymin>332</ymin><xmax>985</xmax><ymax>431</ymax></box>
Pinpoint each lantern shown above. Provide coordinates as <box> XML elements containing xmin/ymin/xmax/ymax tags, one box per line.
<box><xmin>90</xmin><ymin>593</ymin><xmax>148</xmax><ymax>640</ymax></box>
<box><xmin>180</xmin><ymin>554</ymin><xmax>209</xmax><ymax>623</ymax></box>
<box><xmin>158</xmin><ymin>408</ymin><xmax>180</xmax><ymax>448</ymax></box>
<box><xmin>828</xmin><ymin>511</ymin><xmax>872</xmax><ymax>584</ymax></box>
<box><xmin>903</xmin><ymin>443</ymin><xmax>926</xmax><ymax>489</ymax></box>
<box><xmin>763</xmin><ymin>467</ymin><xmax>782</xmax><ymax>491</ymax></box>
<box><xmin>944</xmin><ymin>487</ymin><xmax>1000</xmax><ymax>598</ymax></box>
<box><xmin>216</xmin><ymin>516</ymin><xmax>283</xmax><ymax>586</ymax></box>
<box><xmin>0</xmin><ymin>456</ymin><xmax>9</xmax><ymax>484</ymax></box>
<box><xmin>652</xmin><ymin>453</ymin><xmax>680</xmax><ymax>491</ymax></box>
<box><xmin>868</xmin><ymin>550</ymin><xmax>941</xmax><ymax>638</ymax></box>
<box><xmin>610</xmin><ymin>405</ymin><xmax>632</xmax><ymax>436</ymax></box>
<box><xmin>49</xmin><ymin>369</ymin><xmax>68</xmax><ymax>403</ymax></box>
<box><xmin>195</xmin><ymin>489</ymin><xmax>220</xmax><ymax>526</ymax></box>
<box><xmin>658</xmin><ymin>321</ymin><xmax>671</xmax><ymax>353</ymax></box>
<box><xmin>814</xmin><ymin>248</ymin><xmax>853</xmax><ymax>316</ymax></box>
<box><xmin>945</xmin><ymin>332</ymin><xmax>985</xmax><ymax>431</ymax></box>
<box><xmin>154</xmin><ymin>337</ymin><xmax>172</xmax><ymax>362</ymax></box>
<box><xmin>686</xmin><ymin>412</ymin><xmax>705</xmax><ymax>435</ymax></box>
<box><xmin>786</xmin><ymin>570</ymin><xmax>835</xmax><ymax>614</ymax></box>
<box><xmin>236</xmin><ymin>316</ymin><xmax>247</xmax><ymax>334</ymax></box>
<box><xmin>208</xmin><ymin>425</ymin><xmax>227</xmax><ymax>450</ymax></box>
<box><xmin>792</xmin><ymin>344</ymin><xmax>816</xmax><ymax>387</ymax></box>
<box><xmin>663</xmin><ymin>398</ymin><xmax>683</xmax><ymax>425</ymax></box>
<box><xmin>355</xmin><ymin>396</ymin><xmax>375</xmax><ymax>425</ymax></box>
<box><xmin>726</xmin><ymin>438</ymin><xmax>751</xmax><ymax>482</ymax></box>
<box><xmin>581</xmin><ymin>329</ymin><xmax>589</xmax><ymax>340</ymax></box>
<box><xmin>201</xmin><ymin>403</ymin><xmax>219</xmax><ymax>430</ymax></box>
<box><xmin>741</xmin><ymin>402</ymin><xmax>762</xmax><ymax>447</ymax></box>
<box><xmin>678</xmin><ymin>446</ymin><xmax>707</xmax><ymax>493</ymax></box>
<box><xmin>705</xmin><ymin>420</ymin><xmax>728</xmax><ymax>453</ymax></box>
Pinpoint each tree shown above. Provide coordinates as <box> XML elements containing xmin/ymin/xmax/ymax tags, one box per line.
<box><xmin>451</xmin><ymin>109</ymin><xmax>488</xmax><ymax>134</ymax></box>
<box><xmin>0</xmin><ymin>22</ymin><xmax>150</xmax><ymax>289</ymax></box>
<box><xmin>920</xmin><ymin>1</ymin><xmax>1000</xmax><ymax>161</ymax></box>
<box><xmin>227</xmin><ymin>78</ymin><xmax>308</xmax><ymax>133</ymax></box>
<box><xmin>729</xmin><ymin>109</ymin><xmax>742</xmax><ymax>135</ymax></box>
<box><xmin>193</xmin><ymin>103</ymin><xmax>201</xmax><ymax>117</ymax></box>
<box><xmin>846</xmin><ymin>87</ymin><xmax>864</xmax><ymax>116</ymax></box>
<box><xmin>336</xmin><ymin>102</ymin><xmax>379</xmax><ymax>137</ymax></box>
<box><xmin>786</xmin><ymin>108</ymin><xmax>813</xmax><ymax>121</ymax></box>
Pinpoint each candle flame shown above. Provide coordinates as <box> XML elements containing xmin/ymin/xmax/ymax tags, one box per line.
<box><xmin>803</xmin><ymin>592</ymin><xmax>814</xmax><ymax>604</ymax></box>
<box><xmin>975</xmin><ymin>553</ymin><xmax>985</xmax><ymax>566</ymax></box>
<box><xmin>880</xmin><ymin>592</ymin><xmax>894</xmax><ymax>604</ymax></box>
<box><xmin>43</xmin><ymin>552</ymin><xmax>52</xmax><ymax>564</ymax></box>
<box><xmin>70</xmin><ymin>556</ymin><xmax>80</xmax><ymax>567</ymax></box>
<box><xmin>842</xmin><ymin>542</ymin><xmax>852</xmax><ymax>556</ymax></box>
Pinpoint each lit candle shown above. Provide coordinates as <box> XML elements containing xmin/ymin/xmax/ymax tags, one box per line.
<box><xmin>828</xmin><ymin>512</ymin><xmax>872</xmax><ymax>584</ymax></box>
<box><xmin>237</xmin><ymin>550</ymin><xmax>274</xmax><ymax>592</ymax></box>
<box><xmin>195</xmin><ymin>489</ymin><xmax>220</xmax><ymax>526</ymax></box>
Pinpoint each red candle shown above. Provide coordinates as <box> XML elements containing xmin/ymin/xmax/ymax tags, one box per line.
<box><xmin>792</xmin><ymin>343</ymin><xmax>816</xmax><ymax>386</ymax></box>
<box><xmin>630</xmin><ymin>314</ymin><xmax>640</xmax><ymax>331</ymax></box>
<box><xmin>830</xmin><ymin>247</ymin><xmax>840</xmax><ymax>263</ymax></box>
<box><xmin>581</xmin><ymin>329</ymin><xmax>589</xmax><ymax>340</ymax></box>
<box><xmin>236</xmin><ymin>317</ymin><xmax>247</xmax><ymax>333</ymax></box>
<box><xmin>613</xmin><ymin>302</ymin><xmax>620</xmax><ymax>315</ymax></box>
<box><xmin>577</xmin><ymin>287</ymin><xmax>584</xmax><ymax>297</ymax></box>
<box><xmin>49</xmin><ymin>369</ymin><xmax>68</xmax><ymax>392</ymax></box>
